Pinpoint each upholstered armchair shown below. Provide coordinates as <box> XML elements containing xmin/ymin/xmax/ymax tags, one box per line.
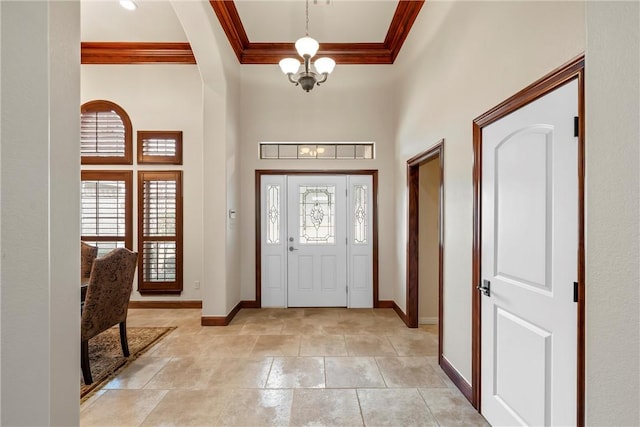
<box><xmin>80</xmin><ymin>241</ymin><xmax>98</xmax><ymax>281</ymax></box>
<box><xmin>81</xmin><ymin>247</ymin><xmax>138</xmax><ymax>385</ymax></box>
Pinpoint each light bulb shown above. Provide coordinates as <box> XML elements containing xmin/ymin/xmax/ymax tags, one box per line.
<box><xmin>314</xmin><ymin>57</ymin><xmax>336</xmax><ymax>75</ymax></box>
<box><xmin>279</xmin><ymin>58</ymin><xmax>300</xmax><ymax>75</ymax></box>
<box><xmin>295</xmin><ymin>36</ymin><xmax>319</xmax><ymax>58</ymax></box>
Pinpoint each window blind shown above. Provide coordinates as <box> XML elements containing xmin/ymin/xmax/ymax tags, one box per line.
<box><xmin>138</xmin><ymin>171</ymin><xmax>183</xmax><ymax>294</ymax></box>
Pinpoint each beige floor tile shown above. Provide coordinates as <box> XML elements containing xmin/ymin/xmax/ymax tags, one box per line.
<box><xmin>145</xmin><ymin>333</ymin><xmax>211</xmax><ymax>357</ymax></box>
<box><xmin>266</xmin><ymin>357</ymin><xmax>325</xmax><ymax>388</ymax></box>
<box><xmin>251</xmin><ymin>335</ymin><xmax>301</xmax><ymax>356</ymax></box>
<box><xmin>80</xmin><ymin>389</ymin><xmax>107</xmax><ymax>413</ymax></box>
<box><xmin>204</xmin><ymin>335</ymin><xmax>257</xmax><ymax>357</ymax></box>
<box><xmin>376</xmin><ymin>357</ymin><xmax>448</xmax><ymax>388</ymax></box>
<box><xmin>303</xmin><ymin>308</ymin><xmax>343</xmax><ymax>322</ymax></box>
<box><xmin>345</xmin><ymin>335</ymin><xmax>398</xmax><ymax>356</ymax></box>
<box><xmin>299</xmin><ymin>335</ymin><xmax>348</xmax><ymax>356</ymax></box>
<box><xmin>281</xmin><ymin>318</ymin><xmax>327</xmax><ymax>335</ymax></box>
<box><xmin>387</xmin><ymin>333</ymin><xmax>438</xmax><ymax>356</ymax></box>
<box><xmin>206</xmin><ymin>357</ymin><xmax>273</xmax><ymax>388</ymax></box>
<box><xmin>197</xmin><ymin>323</ymin><xmax>245</xmax><ymax>336</ymax></box>
<box><xmin>290</xmin><ymin>389</ymin><xmax>363</xmax><ymax>426</ymax></box>
<box><xmin>144</xmin><ymin>356</ymin><xmax>220</xmax><ymax>390</ymax></box>
<box><xmin>239</xmin><ymin>321</ymin><xmax>284</xmax><ymax>335</ymax></box>
<box><xmin>264</xmin><ymin>308</ymin><xmax>305</xmax><ymax>320</ymax></box>
<box><xmin>140</xmin><ymin>389</ymin><xmax>228</xmax><ymax>426</ymax></box>
<box><xmin>81</xmin><ymin>308</ymin><xmax>479</xmax><ymax>427</ymax></box>
<box><xmin>325</xmin><ymin>357</ymin><xmax>386</xmax><ymax>388</ymax></box>
<box><xmin>358</xmin><ymin>388</ymin><xmax>437</xmax><ymax>426</ymax></box>
<box><xmin>80</xmin><ymin>389</ymin><xmax>168</xmax><ymax>427</ymax></box>
<box><xmin>103</xmin><ymin>357</ymin><xmax>172</xmax><ymax>390</ymax></box>
<box><xmin>419</xmin><ymin>388</ymin><xmax>489</xmax><ymax>426</ymax></box>
<box><xmin>216</xmin><ymin>389</ymin><xmax>293</xmax><ymax>426</ymax></box>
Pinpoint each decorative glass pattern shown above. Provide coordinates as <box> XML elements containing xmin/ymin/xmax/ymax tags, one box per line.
<box><xmin>266</xmin><ymin>184</ymin><xmax>280</xmax><ymax>244</ymax></box>
<box><xmin>354</xmin><ymin>185</ymin><xmax>368</xmax><ymax>244</ymax></box>
<box><xmin>299</xmin><ymin>185</ymin><xmax>336</xmax><ymax>244</ymax></box>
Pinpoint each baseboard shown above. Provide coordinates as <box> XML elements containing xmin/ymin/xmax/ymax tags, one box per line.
<box><xmin>377</xmin><ymin>300</ymin><xmax>395</xmax><ymax>309</ymax></box>
<box><xmin>440</xmin><ymin>354</ymin><xmax>474</xmax><ymax>405</ymax></box>
<box><xmin>419</xmin><ymin>317</ymin><xmax>438</xmax><ymax>325</ymax></box>
<box><xmin>201</xmin><ymin>300</ymin><xmax>257</xmax><ymax>326</ymax></box>
<box><xmin>392</xmin><ymin>301</ymin><xmax>412</xmax><ymax>327</ymax></box>
<box><xmin>128</xmin><ymin>300</ymin><xmax>202</xmax><ymax>309</ymax></box>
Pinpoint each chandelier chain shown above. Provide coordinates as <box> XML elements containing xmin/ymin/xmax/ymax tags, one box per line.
<box><xmin>305</xmin><ymin>0</ymin><xmax>309</xmax><ymax>36</ymax></box>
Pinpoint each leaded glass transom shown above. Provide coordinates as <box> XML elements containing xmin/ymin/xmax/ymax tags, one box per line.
<box><xmin>299</xmin><ymin>185</ymin><xmax>335</xmax><ymax>244</ymax></box>
<box><xmin>267</xmin><ymin>184</ymin><xmax>280</xmax><ymax>244</ymax></box>
<box><xmin>354</xmin><ymin>184</ymin><xmax>368</xmax><ymax>244</ymax></box>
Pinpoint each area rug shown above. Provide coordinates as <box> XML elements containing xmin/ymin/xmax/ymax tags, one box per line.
<box><xmin>81</xmin><ymin>326</ymin><xmax>175</xmax><ymax>401</ymax></box>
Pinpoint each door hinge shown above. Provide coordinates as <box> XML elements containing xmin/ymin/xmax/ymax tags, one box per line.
<box><xmin>345</xmin><ymin>237</ymin><xmax>348</xmax><ymax>245</ymax></box>
<box><xmin>345</xmin><ymin>189</ymin><xmax>348</xmax><ymax>197</ymax></box>
<box><xmin>346</xmin><ymin>285</ymin><xmax>348</xmax><ymax>294</ymax></box>
<box><xmin>573</xmin><ymin>281</ymin><xmax>579</xmax><ymax>303</ymax></box>
<box><xmin>574</xmin><ymin>116</ymin><xmax>579</xmax><ymax>137</ymax></box>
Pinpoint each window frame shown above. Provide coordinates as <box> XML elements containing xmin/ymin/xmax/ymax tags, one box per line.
<box><xmin>81</xmin><ymin>100</ymin><xmax>133</xmax><ymax>165</ymax></box>
<box><xmin>137</xmin><ymin>170</ymin><xmax>183</xmax><ymax>295</ymax></box>
<box><xmin>80</xmin><ymin>170</ymin><xmax>134</xmax><ymax>252</ymax></box>
<box><xmin>137</xmin><ymin>130</ymin><xmax>183</xmax><ymax>165</ymax></box>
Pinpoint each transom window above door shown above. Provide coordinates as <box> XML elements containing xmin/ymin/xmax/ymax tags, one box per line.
<box><xmin>260</xmin><ymin>143</ymin><xmax>374</xmax><ymax>160</ymax></box>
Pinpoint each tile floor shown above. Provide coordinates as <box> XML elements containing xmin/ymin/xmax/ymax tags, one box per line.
<box><xmin>80</xmin><ymin>308</ymin><xmax>489</xmax><ymax>426</ymax></box>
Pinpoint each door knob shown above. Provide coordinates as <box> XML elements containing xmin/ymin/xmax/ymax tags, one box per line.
<box><xmin>289</xmin><ymin>246</ymin><xmax>298</xmax><ymax>252</ymax></box>
<box><xmin>477</xmin><ymin>280</ymin><xmax>491</xmax><ymax>297</ymax></box>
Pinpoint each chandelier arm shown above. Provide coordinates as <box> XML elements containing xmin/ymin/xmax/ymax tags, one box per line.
<box><xmin>316</xmin><ymin>72</ymin><xmax>329</xmax><ymax>85</ymax></box>
<box><xmin>287</xmin><ymin>73</ymin><xmax>300</xmax><ymax>85</ymax></box>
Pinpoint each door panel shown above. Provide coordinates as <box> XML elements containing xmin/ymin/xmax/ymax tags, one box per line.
<box><xmin>287</xmin><ymin>176</ymin><xmax>347</xmax><ymax>307</ymax></box>
<box><xmin>481</xmin><ymin>79</ymin><xmax>578</xmax><ymax>426</ymax></box>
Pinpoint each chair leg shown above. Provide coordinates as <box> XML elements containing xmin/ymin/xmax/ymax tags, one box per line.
<box><xmin>119</xmin><ymin>321</ymin><xmax>130</xmax><ymax>357</ymax></box>
<box><xmin>81</xmin><ymin>340</ymin><xmax>93</xmax><ymax>385</ymax></box>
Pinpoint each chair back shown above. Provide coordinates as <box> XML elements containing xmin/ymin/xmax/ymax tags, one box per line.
<box><xmin>80</xmin><ymin>242</ymin><xmax>98</xmax><ymax>280</ymax></box>
<box><xmin>81</xmin><ymin>248</ymin><xmax>138</xmax><ymax>341</ymax></box>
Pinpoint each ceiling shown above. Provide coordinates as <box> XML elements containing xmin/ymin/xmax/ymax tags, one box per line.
<box><xmin>81</xmin><ymin>0</ymin><xmax>424</xmax><ymax>65</ymax></box>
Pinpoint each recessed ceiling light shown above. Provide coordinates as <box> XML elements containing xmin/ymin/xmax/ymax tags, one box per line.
<box><xmin>119</xmin><ymin>0</ymin><xmax>137</xmax><ymax>11</ymax></box>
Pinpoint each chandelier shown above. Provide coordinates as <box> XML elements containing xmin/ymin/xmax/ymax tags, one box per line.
<box><xmin>278</xmin><ymin>0</ymin><xmax>336</xmax><ymax>92</ymax></box>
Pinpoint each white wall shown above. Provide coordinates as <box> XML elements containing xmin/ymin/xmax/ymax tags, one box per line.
<box><xmin>1</xmin><ymin>2</ymin><xmax>80</xmax><ymax>424</ymax></box>
<box><xmin>585</xmin><ymin>2</ymin><xmax>640</xmax><ymax>424</ymax></box>
<box><xmin>82</xmin><ymin>65</ymin><xmax>205</xmax><ymax>302</ymax></box>
<box><xmin>418</xmin><ymin>158</ymin><xmax>440</xmax><ymax>323</ymax></box>
<box><xmin>171</xmin><ymin>0</ymin><xmax>242</xmax><ymax>317</ymax></box>
<box><xmin>394</xmin><ymin>1</ymin><xmax>585</xmax><ymax>383</ymax></box>
<box><xmin>237</xmin><ymin>65</ymin><xmax>397</xmax><ymax>303</ymax></box>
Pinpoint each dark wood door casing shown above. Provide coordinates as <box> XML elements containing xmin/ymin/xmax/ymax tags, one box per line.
<box><xmin>471</xmin><ymin>54</ymin><xmax>585</xmax><ymax>425</ymax></box>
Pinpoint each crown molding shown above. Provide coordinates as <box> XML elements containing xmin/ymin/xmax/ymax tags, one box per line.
<box><xmin>81</xmin><ymin>42</ymin><xmax>196</xmax><ymax>65</ymax></box>
<box><xmin>209</xmin><ymin>0</ymin><xmax>424</xmax><ymax>65</ymax></box>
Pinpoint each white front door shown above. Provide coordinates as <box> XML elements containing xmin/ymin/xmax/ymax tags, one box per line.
<box><xmin>260</xmin><ymin>174</ymin><xmax>373</xmax><ymax>308</ymax></box>
<box><xmin>480</xmin><ymin>79</ymin><xmax>578</xmax><ymax>425</ymax></box>
<box><xmin>287</xmin><ymin>176</ymin><xmax>347</xmax><ymax>307</ymax></box>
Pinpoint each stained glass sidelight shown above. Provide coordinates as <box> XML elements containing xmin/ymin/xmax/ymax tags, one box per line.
<box><xmin>267</xmin><ymin>184</ymin><xmax>280</xmax><ymax>244</ymax></box>
<box><xmin>299</xmin><ymin>185</ymin><xmax>335</xmax><ymax>244</ymax></box>
<box><xmin>354</xmin><ymin>185</ymin><xmax>368</xmax><ymax>244</ymax></box>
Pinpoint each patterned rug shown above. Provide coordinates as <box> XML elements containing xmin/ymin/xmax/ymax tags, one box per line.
<box><xmin>81</xmin><ymin>326</ymin><xmax>175</xmax><ymax>402</ymax></box>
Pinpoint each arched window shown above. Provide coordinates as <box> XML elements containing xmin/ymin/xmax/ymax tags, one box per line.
<box><xmin>81</xmin><ymin>100</ymin><xmax>132</xmax><ymax>164</ymax></box>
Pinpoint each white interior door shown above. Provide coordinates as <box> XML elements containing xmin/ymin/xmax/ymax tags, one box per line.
<box><xmin>480</xmin><ymin>79</ymin><xmax>578</xmax><ymax>426</ymax></box>
<box><xmin>287</xmin><ymin>176</ymin><xmax>347</xmax><ymax>307</ymax></box>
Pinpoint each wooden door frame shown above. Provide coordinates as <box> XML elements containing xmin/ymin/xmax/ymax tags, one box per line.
<box><xmin>471</xmin><ymin>54</ymin><xmax>585</xmax><ymax>424</ymax></box>
<box><xmin>255</xmin><ymin>170</ymin><xmax>379</xmax><ymax>308</ymax></box>
<box><xmin>405</xmin><ymin>140</ymin><xmax>445</xmax><ymax>361</ymax></box>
